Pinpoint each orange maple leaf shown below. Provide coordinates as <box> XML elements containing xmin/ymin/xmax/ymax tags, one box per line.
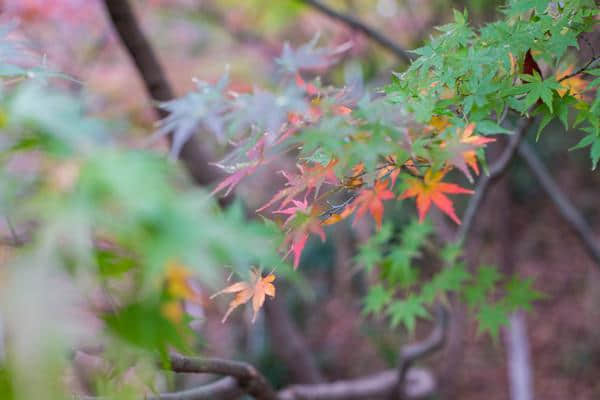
<box><xmin>400</xmin><ymin>168</ymin><xmax>473</xmax><ymax>224</ymax></box>
<box><xmin>556</xmin><ymin>66</ymin><xmax>588</xmax><ymax>100</ymax></box>
<box><xmin>210</xmin><ymin>268</ymin><xmax>276</xmax><ymax>323</ymax></box>
<box><xmin>352</xmin><ymin>180</ymin><xmax>395</xmax><ymax>229</ymax></box>
<box><xmin>458</xmin><ymin>124</ymin><xmax>496</xmax><ymax>177</ymax></box>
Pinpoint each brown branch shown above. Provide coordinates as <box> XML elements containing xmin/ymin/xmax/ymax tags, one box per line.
<box><xmin>169</xmin><ymin>354</ymin><xmax>277</xmax><ymax>400</ymax></box>
<box><xmin>394</xmin><ymin>305</ymin><xmax>448</xmax><ymax>399</ymax></box>
<box><xmin>298</xmin><ymin>0</ymin><xmax>414</xmax><ymax>64</ymax></box>
<box><xmin>557</xmin><ymin>55</ymin><xmax>600</xmax><ymax>82</ymax></box>
<box><xmin>264</xmin><ymin>300</ymin><xmax>325</xmax><ymax>384</ymax></box>
<box><xmin>456</xmin><ymin>117</ymin><xmax>535</xmax><ymax>242</ymax></box>
<box><xmin>279</xmin><ymin>307</ymin><xmax>446</xmax><ymax>400</ymax></box>
<box><xmin>278</xmin><ymin>369</ymin><xmax>433</xmax><ymax>400</ymax></box>
<box><xmin>517</xmin><ymin>142</ymin><xmax>600</xmax><ymax>266</ymax></box>
<box><xmin>76</xmin><ymin>377</ymin><xmax>241</xmax><ymax>400</ymax></box>
<box><xmin>102</xmin><ymin>0</ymin><xmax>222</xmax><ymax>187</ymax></box>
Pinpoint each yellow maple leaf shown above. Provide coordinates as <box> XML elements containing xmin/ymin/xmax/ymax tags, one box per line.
<box><xmin>165</xmin><ymin>261</ymin><xmax>198</xmax><ymax>301</ymax></box>
<box><xmin>161</xmin><ymin>301</ymin><xmax>184</xmax><ymax>324</ymax></box>
<box><xmin>210</xmin><ymin>268</ymin><xmax>276</xmax><ymax>323</ymax></box>
<box><xmin>428</xmin><ymin>115</ymin><xmax>451</xmax><ymax>133</ymax></box>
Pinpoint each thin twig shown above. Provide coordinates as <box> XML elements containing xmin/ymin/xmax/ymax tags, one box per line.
<box><xmin>557</xmin><ymin>56</ymin><xmax>600</xmax><ymax>82</ymax></box>
<box><xmin>4</xmin><ymin>215</ymin><xmax>22</xmax><ymax>246</ymax></box>
<box><xmin>517</xmin><ymin>142</ymin><xmax>600</xmax><ymax>266</ymax></box>
<box><xmin>299</xmin><ymin>0</ymin><xmax>415</xmax><ymax>64</ymax></box>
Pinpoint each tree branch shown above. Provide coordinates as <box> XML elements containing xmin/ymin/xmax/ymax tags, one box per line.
<box><xmin>76</xmin><ymin>377</ymin><xmax>241</xmax><ymax>400</ymax></box>
<box><xmin>298</xmin><ymin>0</ymin><xmax>414</xmax><ymax>64</ymax></box>
<box><xmin>102</xmin><ymin>0</ymin><xmax>222</xmax><ymax>187</ymax></box>
<box><xmin>394</xmin><ymin>305</ymin><xmax>448</xmax><ymax>398</ymax></box>
<box><xmin>279</xmin><ymin>307</ymin><xmax>445</xmax><ymax>400</ymax></box>
<box><xmin>517</xmin><ymin>142</ymin><xmax>600</xmax><ymax>266</ymax></box>
<box><xmin>456</xmin><ymin>117</ymin><xmax>535</xmax><ymax>242</ymax></box>
<box><xmin>169</xmin><ymin>354</ymin><xmax>277</xmax><ymax>400</ymax></box>
<box><xmin>264</xmin><ymin>299</ymin><xmax>325</xmax><ymax>384</ymax></box>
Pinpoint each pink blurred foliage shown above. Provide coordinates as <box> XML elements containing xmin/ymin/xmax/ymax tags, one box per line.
<box><xmin>1</xmin><ymin>0</ymin><xmax>99</xmax><ymax>23</ymax></box>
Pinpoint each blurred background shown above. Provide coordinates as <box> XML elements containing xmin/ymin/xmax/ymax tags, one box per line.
<box><xmin>2</xmin><ymin>0</ymin><xmax>600</xmax><ymax>399</ymax></box>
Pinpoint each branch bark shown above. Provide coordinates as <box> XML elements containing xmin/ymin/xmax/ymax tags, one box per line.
<box><xmin>169</xmin><ymin>354</ymin><xmax>277</xmax><ymax>400</ymax></box>
<box><xmin>299</xmin><ymin>0</ymin><xmax>415</xmax><ymax>64</ymax></box>
<box><xmin>517</xmin><ymin>142</ymin><xmax>600</xmax><ymax>266</ymax></box>
<box><xmin>102</xmin><ymin>0</ymin><xmax>222</xmax><ymax>187</ymax></box>
<box><xmin>456</xmin><ymin>117</ymin><xmax>535</xmax><ymax>242</ymax></box>
<box><xmin>394</xmin><ymin>305</ymin><xmax>448</xmax><ymax>399</ymax></box>
<box><xmin>264</xmin><ymin>299</ymin><xmax>325</xmax><ymax>384</ymax></box>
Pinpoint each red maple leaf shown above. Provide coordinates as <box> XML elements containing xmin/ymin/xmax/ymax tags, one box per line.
<box><xmin>400</xmin><ymin>169</ymin><xmax>473</xmax><ymax>224</ymax></box>
<box><xmin>257</xmin><ymin>160</ymin><xmax>338</xmax><ymax>212</ymax></box>
<box><xmin>275</xmin><ymin>199</ymin><xmax>325</xmax><ymax>269</ymax></box>
<box><xmin>212</xmin><ymin>137</ymin><xmax>268</xmax><ymax>196</ymax></box>
<box><xmin>352</xmin><ymin>180</ymin><xmax>395</xmax><ymax>229</ymax></box>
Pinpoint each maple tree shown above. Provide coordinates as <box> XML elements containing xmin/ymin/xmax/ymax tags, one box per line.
<box><xmin>0</xmin><ymin>0</ymin><xmax>598</xmax><ymax>399</ymax></box>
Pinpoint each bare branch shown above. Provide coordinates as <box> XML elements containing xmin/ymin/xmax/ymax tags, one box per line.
<box><xmin>76</xmin><ymin>377</ymin><xmax>241</xmax><ymax>400</ymax></box>
<box><xmin>557</xmin><ymin>55</ymin><xmax>600</xmax><ymax>82</ymax></box>
<box><xmin>456</xmin><ymin>117</ymin><xmax>535</xmax><ymax>242</ymax></box>
<box><xmin>101</xmin><ymin>0</ymin><xmax>222</xmax><ymax>187</ymax></box>
<box><xmin>169</xmin><ymin>354</ymin><xmax>277</xmax><ymax>400</ymax></box>
<box><xmin>394</xmin><ymin>305</ymin><xmax>448</xmax><ymax>398</ymax></box>
<box><xmin>299</xmin><ymin>0</ymin><xmax>414</xmax><ymax>64</ymax></box>
<box><xmin>264</xmin><ymin>299</ymin><xmax>325</xmax><ymax>383</ymax></box>
<box><xmin>504</xmin><ymin>311</ymin><xmax>535</xmax><ymax>400</ymax></box>
<box><xmin>278</xmin><ymin>367</ymin><xmax>433</xmax><ymax>400</ymax></box>
<box><xmin>517</xmin><ymin>142</ymin><xmax>600</xmax><ymax>266</ymax></box>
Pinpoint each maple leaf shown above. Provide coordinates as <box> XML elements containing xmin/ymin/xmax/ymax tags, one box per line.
<box><xmin>352</xmin><ymin>180</ymin><xmax>395</xmax><ymax>229</ymax></box>
<box><xmin>165</xmin><ymin>261</ymin><xmax>198</xmax><ymax>301</ymax></box>
<box><xmin>257</xmin><ymin>160</ymin><xmax>337</xmax><ymax>212</ymax></box>
<box><xmin>210</xmin><ymin>268</ymin><xmax>276</xmax><ymax>323</ymax></box>
<box><xmin>295</xmin><ymin>73</ymin><xmax>319</xmax><ymax>96</ymax></box>
<box><xmin>341</xmin><ymin>163</ymin><xmax>365</xmax><ymax>190</ymax></box>
<box><xmin>427</xmin><ymin>115</ymin><xmax>451</xmax><ymax>133</ymax></box>
<box><xmin>275</xmin><ymin>199</ymin><xmax>326</xmax><ymax>268</ymax></box>
<box><xmin>556</xmin><ymin>66</ymin><xmax>588</xmax><ymax>100</ymax></box>
<box><xmin>400</xmin><ymin>168</ymin><xmax>473</xmax><ymax>224</ymax></box>
<box><xmin>443</xmin><ymin>124</ymin><xmax>496</xmax><ymax>181</ymax></box>
<box><xmin>212</xmin><ymin>137</ymin><xmax>268</xmax><ymax>196</ymax></box>
<box><xmin>376</xmin><ymin>156</ymin><xmax>402</xmax><ymax>188</ymax></box>
<box><xmin>522</xmin><ymin>49</ymin><xmax>542</xmax><ymax>78</ymax></box>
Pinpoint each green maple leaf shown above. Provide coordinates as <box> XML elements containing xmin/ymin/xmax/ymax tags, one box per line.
<box><xmin>463</xmin><ymin>264</ymin><xmax>501</xmax><ymax>307</ymax></box>
<box><xmin>503</xmin><ymin>276</ymin><xmax>544</xmax><ymax>312</ymax></box>
<box><xmin>387</xmin><ymin>297</ymin><xmax>429</xmax><ymax>332</ymax></box>
<box><xmin>476</xmin><ymin>302</ymin><xmax>508</xmax><ymax>340</ymax></box>
<box><xmin>363</xmin><ymin>285</ymin><xmax>392</xmax><ymax>316</ymax></box>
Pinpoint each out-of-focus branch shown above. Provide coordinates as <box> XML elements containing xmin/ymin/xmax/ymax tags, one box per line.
<box><xmin>169</xmin><ymin>354</ymin><xmax>277</xmax><ymax>400</ymax></box>
<box><xmin>77</xmin><ymin>377</ymin><xmax>241</xmax><ymax>400</ymax></box>
<box><xmin>517</xmin><ymin>142</ymin><xmax>600</xmax><ymax>266</ymax></box>
<box><xmin>278</xmin><ymin>368</ymin><xmax>433</xmax><ymax>400</ymax></box>
<box><xmin>279</xmin><ymin>308</ymin><xmax>446</xmax><ymax>400</ymax></box>
<box><xmin>102</xmin><ymin>0</ymin><xmax>321</xmax><ymax>389</ymax></box>
<box><xmin>264</xmin><ymin>300</ymin><xmax>325</xmax><ymax>383</ymax></box>
<box><xmin>505</xmin><ymin>311</ymin><xmax>535</xmax><ymax>400</ymax></box>
<box><xmin>456</xmin><ymin>117</ymin><xmax>535</xmax><ymax>242</ymax></box>
<box><xmin>102</xmin><ymin>0</ymin><xmax>222</xmax><ymax>187</ymax></box>
<box><xmin>394</xmin><ymin>305</ymin><xmax>448</xmax><ymax>398</ymax></box>
<box><xmin>298</xmin><ymin>0</ymin><xmax>414</xmax><ymax>64</ymax></box>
